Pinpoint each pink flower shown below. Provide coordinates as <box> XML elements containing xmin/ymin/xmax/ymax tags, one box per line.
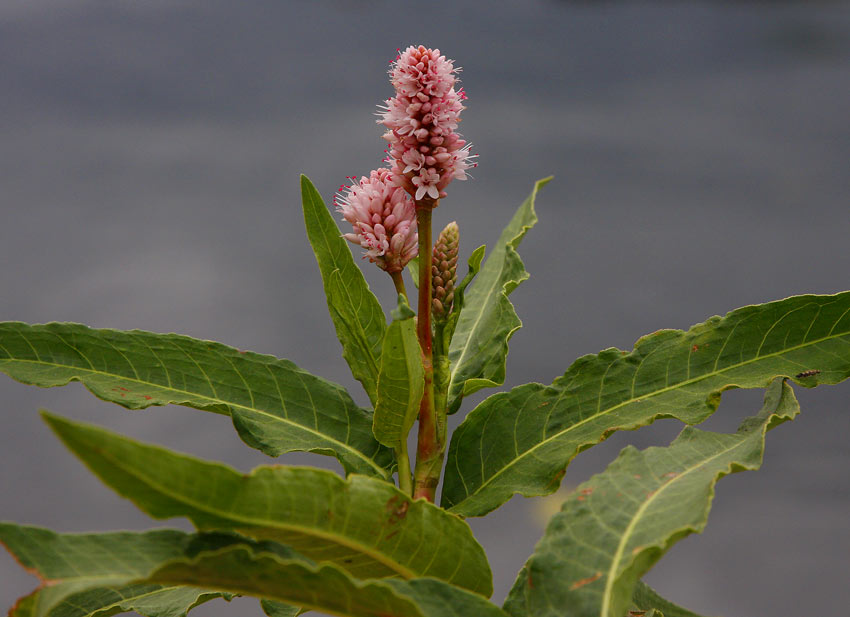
<box><xmin>334</xmin><ymin>168</ymin><xmax>418</xmax><ymax>273</ymax></box>
<box><xmin>378</xmin><ymin>46</ymin><xmax>476</xmax><ymax>204</ymax></box>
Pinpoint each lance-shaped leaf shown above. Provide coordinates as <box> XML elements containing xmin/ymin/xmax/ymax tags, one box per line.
<box><xmin>630</xmin><ymin>581</ymin><xmax>709</xmax><ymax>617</ymax></box>
<box><xmin>504</xmin><ymin>576</ymin><xmax>708</xmax><ymax>617</ymax></box>
<box><xmin>1</xmin><ymin>526</ymin><xmax>507</xmax><ymax>617</ymax></box>
<box><xmin>9</xmin><ymin>586</ymin><xmax>229</xmax><ymax>617</ymax></box>
<box><xmin>442</xmin><ymin>291</ymin><xmax>850</xmax><ymax>516</ymax></box>
<box><xmin>0</xmin><ymin>525</ymin><xmax>236</xmax><ymax>617</ymax></box>
<box><xmin>301</xmin><ymin>174</ymin><xmax>387</xmax><ymax>405</ymax></box>
<box><xmin>0</xmin><ymin>322</ymin><xmax>393</xmax><ymax>478</ymax></box>
<box><xmin>446</xmin><ymin>178</ymin><xmax>551</xmax><ymax>414</ymax></box>
<box><xmin>372</xmin><ymin>296</ymin><xmax>423</xmax><ymax>449</ymax></box>
<box><xmin>43</xmin><ymin>412</ymin><xmax>492</xmax><ymax>595</ymax></box>
<box><xmin>507</xmin><ymin>379</ymin><xmax>798</xmax><ymax>617</ymax></box>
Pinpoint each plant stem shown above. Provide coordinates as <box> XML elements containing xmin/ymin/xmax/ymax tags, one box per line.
<box><xmin>390</xmin><ymin>270</ymin><xmax>407</xmax><ymax>299</ymax></box>
<box><xmin>412</xmin><ymin>201</ymin><xmax>443</xmax><ymax>502</ymax></box>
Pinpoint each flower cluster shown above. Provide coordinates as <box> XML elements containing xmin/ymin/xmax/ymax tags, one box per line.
<box><xmin>336</xmin><ymin>45</ymin><xmax>472</xmax><ymax>275</ymax></box>
<box><xmin>334</xmin><ymin>168</ymin><xmax>418</xmax><ymax>273</ymax></box>
<box><xmin>379</xmin><ymin>45</ymin><xmax>475</xmax><ymax>202</ymax></box>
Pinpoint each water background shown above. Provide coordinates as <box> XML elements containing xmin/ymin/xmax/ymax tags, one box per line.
<box><xmin>1</xmin><ymin>2</ymin><xmax>849</xmax><ymax>615</ymax></box>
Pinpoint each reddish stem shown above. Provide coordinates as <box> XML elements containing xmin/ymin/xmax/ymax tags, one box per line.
<box><xmin>412</xmin><ymin>200</ymin><xmax>442</xmax><ymax>502</ymax></box>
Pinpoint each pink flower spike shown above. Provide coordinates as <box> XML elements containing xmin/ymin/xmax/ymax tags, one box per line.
<box><xmin>335</xmin><ymin>168</ymin><xmax>418</xmax><ymax>273</ymax></box>
<box><xmin>378</xmin><ymin>45</ymin><xmax>475</xmax><ymax>205</ymax></box>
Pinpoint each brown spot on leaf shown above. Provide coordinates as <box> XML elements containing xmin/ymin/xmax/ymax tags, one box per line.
<box><xmin>143</xmin><ymin>395</ymin><xmax>153</xmax><ymax>400</ymax></box>
<box><xmin>569</xmin><ymin>571</ymin><xmax>602</xmax><ymax>590</ymax></box>
<box><xmin>691</xmin><ymin>345</ymin><xmax>699</xmax><ymax>352</ymax></box>
<box><xmin>796</xmin><ymin>369</ymin><xmax>820</xmax><ymax>378</ymax></box>
<box><xmin>662</xmin><ymin>472</ymin><xmax>679</xmax><ymax>479</ymax></box>
<box><xmin>385</xmin><ymin>495</ymin><xmax>409</xmax><ymax>525</ymax></box>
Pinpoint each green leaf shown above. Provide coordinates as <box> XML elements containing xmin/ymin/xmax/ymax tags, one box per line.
<box><xmin>442</xmin><ymin>291</ymin><xmax>850</xmax><ymax>516</ymax></box>
<box><xmin>631</xmin><ymin>581</ymin><xmax>710</xmax><ymax>617</ymax></box>
<box><xmin>440</xmin><ymin>245</ymin><xmax>486</xmax><ymax>349</ymax></box>
<box><xmin>1</xmin><ymin>526</ymin><xmax>507</xmax><ymax>617</ymax></box>
<box><xmin>154</xmin><ymin>545</ymin><xmax>509</xmax><ymax>617</ymax></box>
<box><xmin>0</xmin><ymin>525</ymin><xmax>233</xmax><ymax>617</ymax></box>
<box><xmin>10</xmin><ymin>586</ymin><xmax>229</xmax><ymax>617</ymax></box>
<box><xmin>372</xmin><ymin>295</ymin><xmax>424</xmax><ymax>450</ymax></box>
<box><xmin>259</xmin><ymin>600</ymin><xmax>301</xmax><ymax>617</ymax></box>
<box><xmin>446</xmin><ymin>178</ymin><xmax>551</xmax><ymax>414</ymax></box>
<box><xmin>42</xmin><ymin>412</ymin><xmax>492</xmax><ymax>595</ymax></box>
<box><xmin>0</xmin><ymin>321</ymin><xmax>392</xmax><ymax>478</ymax></box>
<box><xmin>301</xmin><ymin>175</ymin><xmax>387</xmax><ymax>405</ymax></box>
<box><xmin>407</xmin><ymin>256</ymin><xmax>420</xmax><ymax>289</ymax></box>
<box><xmin>506</xmin><ymin>379</ymin><xmax>798</xmax><ymax>617</ymax></box>
<box><xmin>501</xmin><ymin>564</ymin><xmax>530</xmax><ymax>617</ymax></box>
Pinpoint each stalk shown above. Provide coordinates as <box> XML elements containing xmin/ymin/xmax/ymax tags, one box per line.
<box><xmin>389</xmin><ymin>270</ymin><xmax>408</xmax><ymax>299</ymax></box>
<box><xmin>412</xmin><ymin>201</ymin><xmax>443</xmax><ymax>501</ymax></box>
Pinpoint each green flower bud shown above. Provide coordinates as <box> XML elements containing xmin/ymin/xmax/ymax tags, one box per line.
<box><xmin>432</xmin><ymin>221</ymin><xmax>459</xmax><ymax>322</ymax></box>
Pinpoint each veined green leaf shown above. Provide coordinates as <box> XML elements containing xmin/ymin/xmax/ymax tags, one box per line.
<box><xmin>10</xmin><ymin>585</ymin><xmax>229</xmax><ymax>617</ymax></box>
<box><xmin>631</xmin><ymin>581</ymin><xmax>710</xmax><ymax>617</ymax></box>
<box><xmin>440</xmin><ymin>245</ymin><xmax>486</xmax><ymax>350</ymax></box>
<box><xmin>43</xmin><ymin>412</ymin><xmax>492</xmax><ymax>595</ymax></box>
<box><xmin>156</xmin><ymin>545</ymin><xmax>509</xmax><ymax>617</ymax></box>
<box><xmin>0</xmin><ymin>322</ymin><xmax>392</xmax><ymax>478</ymax></box>
<box><xmin>507</xmin><ymin>379</ymin><xmax>798</xmax><ymax>617</ymax></box>
<box><xmin>442</xmin><ymin>291</ymin><xmax>850</xmax><ymax>516</ymax></box>
<box><xmin>446</xmin><ymin>178</ymin><xmax>551</xmax><ymax>414</ymax></box>
<box><xmin>372</xmin><ymin>295</ymin><xmax>423</xmax><ymax>450</ymax></box>
<box><xmin>259</xmin><ymin>600</ymin><xmax>301</xmax><ymax>617</ymax></box>
<box><xmin>504</xmin><ymin>559</ymin><xmax>710</xmax><ymax>617</ymax></box>
<box><xmin>0</xmin><ymin>525</ymin><xmax>234</xmax><ymax>617</ymax></box>
<box><xmin>301</xmin><ymin>175</ymin><xmax>387</xmax><ymax>405</ymax></box>
<box><xmin>1</xmin><ymin>526</ymin><xmax>507</xmax><ymax>617</ymax></box>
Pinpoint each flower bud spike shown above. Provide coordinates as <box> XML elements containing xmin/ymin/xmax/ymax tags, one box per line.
<box><xmin>432</xmin><ymin>221</ymin><xmax>459</xmax><ymax>322</ymax></box>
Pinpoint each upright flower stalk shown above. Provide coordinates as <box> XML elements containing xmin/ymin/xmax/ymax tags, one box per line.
<box><xmin>431</xmin><ymin>221</ymin><xmax>459</xmax><ymax>448</ymax></box>
<box><xmin>378</xmin><ymin>45</ymin><xmax>473</xmax><ymax>501</ymax></box>
<box><xmin>336</xmin><ymin>45</ymin><xmax>472</xmax><ymax>499</ymax></box>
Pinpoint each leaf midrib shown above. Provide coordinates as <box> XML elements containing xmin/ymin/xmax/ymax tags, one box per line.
<box><xmin>450</xmin><ymin>327</ymin><xmax>847</xmax><ymax>509</ymax></box>
<box><xmin>89</xmin><ymin>442</ymin><xmax>419</xmax><ymax>581</ymax></box>
<box><xmin>0</xmin><ymin>357</ymin><xmax>386</xmax><ymax>477</ymax></box>
<box><xmin>599</xmin><ymin>431</ymin><xmax>753</xmax><ymax>617</ymax></box>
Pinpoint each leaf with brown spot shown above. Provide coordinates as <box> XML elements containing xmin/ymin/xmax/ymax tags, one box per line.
<box><xmin>504</xmin><ymin>379</ymin><xmax>798</xmax><ymax>617</ymax></box>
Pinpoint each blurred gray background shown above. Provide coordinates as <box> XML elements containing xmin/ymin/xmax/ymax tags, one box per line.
<box><xmin>1</xmin><ymin>1</ymin><xmax>848</xmax><ymax>616</ymax></box>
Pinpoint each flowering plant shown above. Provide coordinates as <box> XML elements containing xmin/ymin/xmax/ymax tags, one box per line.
<box><xmin>1</xmin><ymin>45</ymin><xmax>849</xmax><ymax>617</ymax></box>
